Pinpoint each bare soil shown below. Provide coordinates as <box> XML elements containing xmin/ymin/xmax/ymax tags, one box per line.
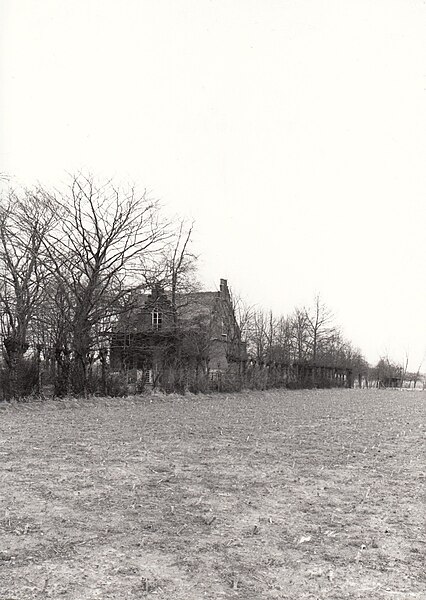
<box><xmin>0</xmin><ymin>389</ymin><xmax>424</xmax><ymax>599</ymax></box>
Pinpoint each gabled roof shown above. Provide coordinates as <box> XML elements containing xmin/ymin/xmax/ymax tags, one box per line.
<box><xmin>176</xmin><ymin>291</ymin><xmax>219</xmax><ymax>322</ymax></box>
<box><xmin>114</xmin><ymin>289</ymin><xmax>221</xmax><ymax>333</ymax></box>
<box><xmin>114</xmin><ymin>279</ymin><xmax>236</xmax><ymax>335</ymax></box>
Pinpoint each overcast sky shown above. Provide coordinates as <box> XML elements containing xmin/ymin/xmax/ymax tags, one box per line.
<box><xmin>1</xmin><ymin>0</ymin><xmax>425</xmax><ymax>369</ymax></box>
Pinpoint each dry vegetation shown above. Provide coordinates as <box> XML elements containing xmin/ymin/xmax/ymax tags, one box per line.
<box><xmin>0</xmin><ymin>389</ymin><xmax>425</xmax><ymax>599</ymax></box>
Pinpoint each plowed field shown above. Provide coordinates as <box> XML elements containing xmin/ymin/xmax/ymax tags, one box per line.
<box><xmin>0</xmin><ymin>389</ymin><xmax>424</xmax><ymax>599</ymax></box>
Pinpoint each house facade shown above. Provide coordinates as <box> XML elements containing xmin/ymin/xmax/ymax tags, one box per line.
<box><xmin>110</xmin><ymin>279</ymin><xmax>246</xmax><ymax>390</ymax></box>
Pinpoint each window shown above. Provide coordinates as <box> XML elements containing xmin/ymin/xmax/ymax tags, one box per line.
<box><xmin>221</xmin><ymin>318</ymin><xmax>227</xmax><ymax>339</ymax></box>
<box><xmin>152</xmin><ymin>310</ymin><xmax>162</xmax><ymax>330</ymax></box>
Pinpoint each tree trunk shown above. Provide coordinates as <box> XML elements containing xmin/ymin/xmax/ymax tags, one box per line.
<box><xmin>3</xmin><ymin>336</ymin><xmax>28</xmax><ymax>399</ymax></box>
<box><xmin>35</xmin><ymin>344</ymin><xmax>43</xmax><ymax>396</ymax></box>
<box><xmin>72</xmin><ymin>351</ymin><xmax>89</xmax><ymax>396</ymax></box>
<box><xmin>99</xmin><ymin>349</ymin><xmax>108</xmax><ymax>396</ymax></box>
<box><xmin>71</xmin><ymin>326</ymin><xmax>91</xmax><ymax>396</ymax></box>
<box><xmin>54</xmin><ymin>347</ymin><xmax>71</xmax><ymax>397</ymax></box>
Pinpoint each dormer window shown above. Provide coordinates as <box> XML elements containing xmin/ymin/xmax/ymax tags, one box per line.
<box><xmin>152</xmin><ymin>310</ymin><xmax>162</xmax><ymax>330</ymax></box>
<box><xmin>221</xmin><ymin>318</ymin><xmax>227</xmax><ymax>339</ymax></box>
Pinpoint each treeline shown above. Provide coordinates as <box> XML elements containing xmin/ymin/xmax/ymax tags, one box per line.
<box><xmin>234</xmin><ymin>295</ymin><xmax>369</xmax><ymax>389</ymax></box>
<box><xmin>1</xmin><ymin>173</ymin><xmax>416</xmax><ymax>399</ymax></box>
<box><xmin>368</xmin><ymin>356</ymin><xmax>423</xmax><ymax>389</ymax></box>
<box><xmin>0</xmin><ymin>174</ymin><xmax>193</xmax><ymax>399</ymax></box>
<box><xmin>236</xmin><ymin>300</ymin><xmax>423</xmax><ymax>389</ymax></box>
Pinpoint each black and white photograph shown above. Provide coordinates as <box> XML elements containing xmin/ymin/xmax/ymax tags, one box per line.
<box><xmin>0</xmin><ymin>1</ymin><xmax>425</xmax><ymax>598</ymax></box>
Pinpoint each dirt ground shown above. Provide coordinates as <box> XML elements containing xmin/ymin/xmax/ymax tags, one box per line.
<box><xmin>0</xmin><ymin>389</ymin><xmax>424</xmax><ymax>600</ymax></box>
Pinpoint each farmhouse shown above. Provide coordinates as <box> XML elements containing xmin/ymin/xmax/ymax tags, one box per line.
<box><xmin>110</xmin><ymin>278</ymin><xmax>247</xmax><ymax>390</ymax></box>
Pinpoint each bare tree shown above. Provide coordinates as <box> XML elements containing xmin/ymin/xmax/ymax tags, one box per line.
<box><xmin>44</xmin><ymin>174</ymin><xmax>170</xmax><ymax>395</ymax></box>
<box><xmin>400</xmin><ymin>351</ymin><xmax>410</xmax><ymax>388</ymax></box>
<box><xmin>410</xmin><ymin>356</ymin><xmax>424</xmax><ymax>389</ymax></box>
<box><xmin>304</xmin><ymin>295</ymin><xmax>336</xmax><ymax>364</ymax></box>
<box><xmin>227</xmin><ymin>289</ymin><xmax>253</xmax><ymax>345</ymax></box>
<box><xmin>167</xmin><ymin>221</ymin><xmax>198</xmax><ymax>322</ymax></box>
<box><xmin>372</xmin><ymin>355</ymin><xmax>402</xmax><ymax>388</ymax></box>
<box><xmin>0</xmin><ymin>187</ymin><xmax>56</xmax><ymax>396</ymax></box>
<box><xmin>289</xmin><ymin>307</ymin><xmax>311</xmax><ymax>362</ymax></box>
<box><xmin>246</xmin><ymin>309</ymin><xmax>269</xmax><ymax>364</ymax></box>
<box><xmin>141</xmin><ymin>220</ymin><xmax>198</xmax><ymax>322</ymax></box>
<box><xmin>272</xmin><ymin>316</ymin><xmax>293</xmax><ymax>363</ymax></box>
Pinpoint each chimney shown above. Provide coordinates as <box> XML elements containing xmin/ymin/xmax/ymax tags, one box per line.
<box><xmin>149</xmin><ymin>282</ymin><xmax>164</xmax><ymax>301</ymax></box>
<box><xmin>220</xmin><ymin>278</ymin><xmax>228</xmax><ymax>296</ymax></box>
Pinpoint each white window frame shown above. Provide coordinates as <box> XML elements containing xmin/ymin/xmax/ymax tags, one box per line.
<box><xmin>152</xmin><ymin>310</ymin><xmax>162</xmax><ymax>330</ymax></box>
